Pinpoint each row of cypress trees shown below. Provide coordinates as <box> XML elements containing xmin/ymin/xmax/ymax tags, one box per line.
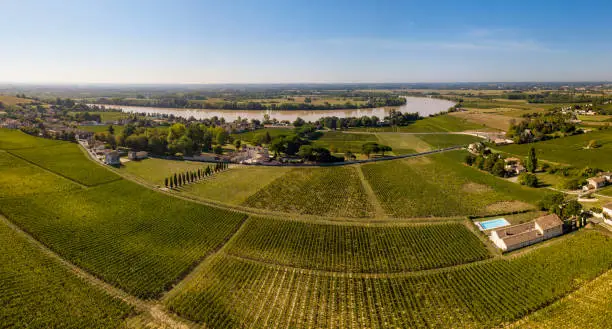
<box><xmin>164</xmin><ymin>162</ymin><xmax>229</xmax><ymax>189</ymax></box>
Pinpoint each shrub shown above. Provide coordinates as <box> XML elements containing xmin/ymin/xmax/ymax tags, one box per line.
<box><xmin>518</xmin><ymin>172</ymin><xmax>538</xmax><ymax>187</ymax></box>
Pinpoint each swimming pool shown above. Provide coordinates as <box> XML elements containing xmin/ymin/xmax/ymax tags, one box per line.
<box><xmin>476</xmin><ymin>218</ymin><xmax>511</xmax><ymax>231</ymax></box>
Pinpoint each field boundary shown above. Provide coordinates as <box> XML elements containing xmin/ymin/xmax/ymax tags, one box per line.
<box><xmin>355</xmin><ymin>165</ymin><xmax>388</xmax><ymax>218</ymax></box>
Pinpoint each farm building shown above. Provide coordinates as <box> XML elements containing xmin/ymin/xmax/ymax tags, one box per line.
<box><xmin>584</xmin><ymin>177</ymin><xmax>608</xmax><ymax>191</ymax></box>
<box><xmin>504</xmin><ymin>158</ymin><xmax>526</xmax><ymax>176</ymax></box>
<box><xmin>128</xmin><ymin>151</ymin><xmax>148</xmax><ymax>160</ymax></box>
<box><xmin>490</xmin><ymin>214</ymin><xmax>563</xmax><ymax>252</ymax></box>
<box><xmin>104</xmin><ymin>150</ymin><xmax>120</xmax><ymax>166</ymax></box>
<box><xmin>603</xmin><ymin>203</ymin><xmax>612</xmax><ymax>222</ymax></box>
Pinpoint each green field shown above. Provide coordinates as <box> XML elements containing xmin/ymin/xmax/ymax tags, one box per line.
<box><xmin>78</xmin><ymin>124</ymin><xmax>125</xmax><ymax>134</ymax></box>
<box><xmin>0</xmin><ymin>179</ymin><xmax>246</xmax><ymax>298</ymax></box>
<box><xmin>0</xmin><ymin>219</ymin><xmax>133</xmax><ymax>328</ymax></box>
<box><xmin>499</xmin><ymin>130</ymin><xmax>612</xmax><ymax>170</ymax></box>
<box><xmin>0</xmin><ymin>151</ymin><xmax>81</xmax><ymax>197</ymax></box>
<box><xmin>226</xmin><ymin>218</ymin><xmax>491</xmax><ymax>272</ymax></box>
<box><xmin>511</xmin><ymin>269</ymin><xmax>612</xmax><ymax>329</ymax></box>
<box><xmin>232</xmin><ymin>128</ymin><xmax>294</xmax><ymax>144</ymax></box>
<box><xmin>182</xmin><ymin>166</ymin><xmax>291</xmax><ymax>205</ymax></box>
<box><xmin>8</xmin><ymin>143</ymin><xmax>120</xmax><ymax>186</ymax></box>
<box><xmin>0</xmin><ymin>129</ymin><xmax>62</xmax><ymax>150</ymax></box>
<box><xmin>362</xmin><ymin>151</ymin><xmax>548</xmax><ymax>218</ymax></box>
<box><xmin>243</xmin><ymin>166</ymin><xmax>375</xmax><ymax>218</ymax></box>
<box><xmin>417</xmin><ymin>134</ymin><xmax>482</xmax><ymax>148</ymax></box>
<box><xmin>120</xmin><ymin>157</ymin><xmax>210</xmax><ymax>185</ymax></box>
<box><xmin>312</xmin><ymin>131</ymin><xmax>379</xmax><ymax>154</ymax></box>
<box><xmin>356</xmin><ymin>115</ymin><xmax>484</xmax><ymax>133</ymax></box>
<box><xmin>166</xmin><ymin>231</ymin><xmax>612</xmax><ymax>329</ymax></box>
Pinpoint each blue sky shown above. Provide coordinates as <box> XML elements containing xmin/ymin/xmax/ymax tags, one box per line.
<box><xmin>2</xmin><ymin>0</ymin><xmax>611</xmax><ymax>83</ymax></box>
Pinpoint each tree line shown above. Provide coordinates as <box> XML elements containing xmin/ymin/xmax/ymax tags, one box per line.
<box><xmin>164</xmin><ymin>163</ymin><xmax>228</xmax><ymax>189</ymax></box>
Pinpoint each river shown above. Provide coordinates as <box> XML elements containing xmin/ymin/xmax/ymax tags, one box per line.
<box><xmin>92</xmin><ymin>97</ymin><xmax>455</xmax><ymax>122</ymax></box>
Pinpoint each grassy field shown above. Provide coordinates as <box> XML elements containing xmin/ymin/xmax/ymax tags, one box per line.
<box><xmin>0</xmin><ymin>179</ymin><xmax>246</xmax><ymax>298</ymax></box>
<box><xmin>9</xmin><ymin>143</ymin><xmax>120</xmax><ymax>186</ymax></box>
<box><xmin>312</xmin><ymin>131</ymin><xmax>379</xmax><ymax>154</ymax></box>
<box><xmin>0</xmin><ymin>129</ymin><xmax>63</xmax><ymax>149</ymax></box>
<box><xmin>227</xmin><ymin>218</ymin><xmax>491</xmax><ymax>272</ymax></box>
<box><xmin>0</xmin><ymin>151</ymin><xmax>81</xmax><ymax>197</ymax></box>
<box><xmin>181</xmin><ymin>166</ymin><xmax>291</xmax><ymax>205</ymax></box>
<box><xmin>166</xmin><ymin>230</ymin><xmax>612</xmax><ymax>329</ymax></box>
<box><xmin>373</xmin><ymin>133</ymin><xmax>423</xmax><ymax>154</ymax></box>
<box><xmin>416</xmin><ymin>134</ymin><xmax>482</xmax><ymax>148</ymax></box>
<box><xmin>243</xmin><ymin>166</ymin><xmax>375</xmax><ymax>218</ymax></box>
<box><xmin>119</xmin><ymin>157</ymin><xmax>209</xmax><ymax>185</ymax></box>
<box><xmin>78</xmin><ymin>124</ymin><xmax>125</xmax><ymax>134</ymax></box>
<box><xmin>0</xmin><ymin>219</ymin><xmax>133</xmax><ymax>328</ymax></box>
<box><xmin>498</xmin><ymin>130</ymin><xmax>612</xmax><ymax>169</ymax></box>
<box><xmin>362</xmin><ymin>151</ymin><xmax>548</xmax><ymax>218</ymax></box>
<box><xmin>512</xmin><ymin>269</ymin><xmax>612</xmax><ymax>329</ymax></box>
<box><xmin>232</xmin><ymin>128</ymin><xmax>294</xmax><ymax>144</ymax></box>
<box><xmin>449</xmin><ymin>111</ymin><xmax>514</xmax><ymax>131</ymax></box>
<box><xmin>0</xmin><ymin>95</ymin><xmax>33</xmax><ymax>106</ymax></box>
<box><xmin>355</xmin><ymin>115</ymin><xmax>484</xmax><ymax>133</ymax></box>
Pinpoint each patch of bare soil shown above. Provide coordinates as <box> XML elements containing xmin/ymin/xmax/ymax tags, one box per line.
<box><xmin>485</xmin><ymin>201</ymin><xmax>533</xmax><ymax>213</ymax></box>
<box><xmin>462</xmin><ymin>182</ymin><xmax>493</xmax><ymax>193</ymax></box>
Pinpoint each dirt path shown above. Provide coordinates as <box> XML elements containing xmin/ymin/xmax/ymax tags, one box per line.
<box><xmin>355</xmin><ymin>165</ymin><xmax>387</xmax><ymax>218</ymax></box>
<box><xmin>0</xmin><ymin>214</ymin><xmax>199</xmax><ymax>329</ymax></box>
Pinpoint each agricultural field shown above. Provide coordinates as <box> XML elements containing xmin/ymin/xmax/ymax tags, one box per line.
<box><xmin>243</xmin><ymin>166</ymin><xmax>375</xmax><ymax>218</ymax></box>
<box><xmin>362</xmin><ymin>151</ymin><xmax>548</xmax><ymax>218</ymax></box>
<box><xmin>232</xmin><ymin>128</ymin><xmax>294</xmax><ymax>145</ymax></box>
<box><xmin>0</xmin><ymin>219</ymin><xmax>133</xmax><ymax>328</ymax></box>
<box><xmin>119</xmin><ymin>157</ymin><xmax>209</xmax><ymax>185</ymax></box>
<box><xmin>511</xmin><ymin>269</ymin><xmax>612</xmax><ymax>329</ymax></box>
<box><xmin>449</xmin><ymin>110</ymin><xmax>514</xmax><ymax>131</ymax></box>
<box><xmin>78</xmin><ymin>124</ymin><xmax>125</xmax><ymax>135</ymax></box>
<box><xmin>166</xmin><ymin>230</ymin><xmax>612</xmax><ymax>329</ymax></box>
<box><xmin>0</xmin><ymin>95</ymin><xmax>33</xmax><ymax>106</ymax></box>
<box><xmin>0</xmin><ymin>129</ymin><xmax>63</xmax><ymax>150</ymax></box>
<box><xmin>312</xmin><ymin>131</ymin><xmax>379</xmax><ymax>154</ymax></box>
<box><xmin>0</xmin><ymin>179</ymin><xmax>246</xmax><ymax>298</ymax></box>
<box><xmin>374</xmin><ymin>133</ymin><xmax>422</xmax><ymax>154</ymax></box>
<box><xmin>0</xmin><ymin>151</ymin><xmax>81</xmax><ymax>197</ymax></box>
<box><xmin>416</xmin><ymin>133</ymin><xmax>482</xmax><ymax>149</ymax></box>
<box><xmin>9</xmin><ymin>142</ymin><xmax>120</xmax><ymax>186</ymax></box>
<box><xmin>181</xmin><ymin>166</ymin><xmax>291</xmax><ymax>205</ymax></box>
<box><xmin>226</xmin><ymin>218</ymin><xmax>491</xmax><ymax>272</ymax></box>
<box><xmin>355</xmin><ymin>114</ymin><xmax>484</xmax><ymax>133</ymax></box>
<box><xmin>498</xmin><ymin>130</ymin><xmax>612</xmax><ymax>169</ymax></box>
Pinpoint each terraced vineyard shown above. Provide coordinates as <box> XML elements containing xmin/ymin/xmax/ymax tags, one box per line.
<box><xmin>362</xmin><ymin>151</ymin><xmax>548</xmax><ymax>218</ymax></box>
<box><xmin>9</xmin><ymin>143</ymin><xmax>120</xmax><ymax>186</ymax></box>
<box><xmin>243</xmin><ymin>166</ymin><xmax>374</xmax><ymax>218</ymax></box>
<box><xmin>0</xmin><ymin>179</ymin><xmax>246</xmax><ymax>298</ymax></box>
<box><xmin>0</xmin><ymin>219</ymin><xmax>133</xmax><ymax>328</ymax></box>
<box><xmin>227</xmin><ymin>217</ymin><xmax>491</xmax><ymax>272</ymax></box>
<box><xmin>167</xmin><ymin>231</ymin><xmax>612</xmax><ymax>329</ymax></box>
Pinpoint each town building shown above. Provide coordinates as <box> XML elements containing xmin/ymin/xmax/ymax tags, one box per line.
<box><xmin>490</xmin><ymin>214</ymin><xmax>564</xmax><ymax>252</ymax></box>
<box><xmin>104</xmin><ymin>150</ymin><xmax>121</xmax><ymax>166</ymax></box>
<box><xmin>128</xmin><ymin>151</ymin><xmax>148</xmax><ymax>160</ymax></box>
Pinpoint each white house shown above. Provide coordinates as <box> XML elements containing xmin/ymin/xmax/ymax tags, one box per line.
<box><xmin>104</xmin><ymin>150</ymin><xmax>120</xmax><ymax>166</ymax></box>
<box><xmin>490</xmin><ymin>214</ymin><xmax>563</xmax><ymax>252</ymax></box>
<box><xmin>603</xmin><ymin>203</ymin><xmax>612</xmax><ymax>225</ymax></box>
<box><xmin>128</xmin><ymin>151</ymin><xmax>148</xmax><ymax>161</ymax></box>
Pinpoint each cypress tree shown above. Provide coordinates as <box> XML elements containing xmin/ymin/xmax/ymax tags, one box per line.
<box><xmin>197</xmin><ymin>169</ymin><xmax>201</xmax><ymax>179</ymax></box>
<box><xmin>173</xmin><ymin>173</ymin><xmax>178</xmax><ymax>186</ymax></box>
<box><xmin>164</xmin><ymin>177</ymin><xmax>168</xmax><ymax>187</ymax></box>
<box><xmin>169</xmin><ymin>180</ymin><xmax>174</xmax><ymax>188</ymax></box>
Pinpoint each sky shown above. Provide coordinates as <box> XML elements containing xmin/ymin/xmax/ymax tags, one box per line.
<box><xmin>1</xmin><ymin>0</ymin><xmax>611</xmax><ymax>84</ymax></box>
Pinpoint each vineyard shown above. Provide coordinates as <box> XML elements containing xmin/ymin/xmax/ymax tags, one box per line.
<box><xmin>0</xmin><ymin>151</ymin><xmax>80</xmax><ymax>197</ymax></box>
<box><xmin>312</xmin><ymin>131</ymin><xmax>379</xmax><ymax>154</ymax></box>
<box><xmin>0</xmin><ymin>129</ymin><xmax>62</xmax><ymax>150</ymax></box>
<box><xmin>511</xmin><ymin>269</ymin><xmax>612</xmax><ymax>328</ymax></box>
<box><xmin>166</xmin><ymin>230</ymin><xmax>612</xmax><ymax>329</ymax></box>
<box><xmin>9</xmin><ymin>143</ymin><xmax>120</xmax><ymax>186</ymax></box>
<box><xmin>0</xmin><ymin>179</ymin><xmax>246</xmax><ymax>298</ymax></box>
<box><xmin>120</xmin><ymin>157</ymin><xmax>207</xmax><ymax>185</ymax></box>
<box><xmin>362</xmin><ymin>151</ymin><xmax>548</xmax><ymax>218</ymax></box>
<box><xmin>0</xmin><ymin>219</ymin><xmax>133</xmax><ymax>328</ymax></box>
<box><xmin>243</xmin><ymin>166</ymin><xmax>375</xmax><ymax>218</ymax></box>
<box><xmin>226</xmin><ymin>217</ymin><xmax>491</xmax><ymax>272</ymax></box>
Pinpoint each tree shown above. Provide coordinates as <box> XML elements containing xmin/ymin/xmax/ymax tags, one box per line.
<box><xmin>164</xmin><ymin>177</ymin><xmax>169</xmax><ymax>188</ymax></box>
<box><xmin>293</xmin><ymin>117</ymin><xmax>306</xmax><ymax>127</ymax></box>
<box><xmin>173</xmin><ymin>173</ymin><xmax>178</xmax><ymax>187</ymax></box>
<box><xmin>379</xmin><ymin>145</ymin><xmax>392</xmax><ymax>156</ymax></box>
<box><xmin>107</xmin><ymin>125</ymin><xmax>115</xmax><ymax>135</ymax></box>
<box><xmin>526</xmin><ymin>147</ymin><xmax>537</xmax><ymax>173</ymax></box>
<box><xmin>234</xmin><ymin>139</ymin><xmax>242</xmax><ymax>150</ymax></box>
<box><xmin>169</xmin><ymin>179</ymin><xmax>174</xmax><ymax>189</ymax></box>
<box><xmin>538</xmin><ymin>192</ymin><xmax>565</xmax><ymax>211</ymax></box>
<box><xmin>361</xmin><ymin>142</ymin><xmax>379</xmax><ymax>159</ymax></box>
<box><xmin>563</xmin><ymin>200</ymin><xmax>582</xmax><ymax>220</ymax></box>
<box><xmin>297</xmin><ymin>145</ymin><xmax>313</xmax><ymax>160</ymax></box>
<box><xmin>491</xmin><ymin>159</ymin><xmax>507</xmax><ymax>177</ymax></box>
<box><xmin>518</xmin><ymin>172</ymin><xmax>538</xmax><ymax>187</ymax></box>
<box><xmin>197</xmin><ymin>169</ymin><xmax>202</xmax><ymax>179</ymax></box>
<box><xmin>263</xmin><ymin>131</ymin><xmax>272</xmax><ymax>144</ymax></box>
<box><xmin>213</xmin><ymin>145</ymin><xmax>223</xmax><ymax>154</ymax></box>
<box><xmin>465</xmin><ymin>154</ymin><xmax>476</xmax><ymax>166</ymax></box>
<box><xmin>205</xmin><ymin>166</ymin><xmax>212</xmax><ymax>176</ymax></box>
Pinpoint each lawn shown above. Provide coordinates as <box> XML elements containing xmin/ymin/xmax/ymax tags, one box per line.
<box><xmin>361</xmin><ymin>151</ymin><xmax>549</xmax><ymax>218</ymax></box>
<box><xmin>243</xmin><ymin>166</ymin><xmax>375</xmax><ymax>218</ymax></box>
<box><xmin>227</xmin><ymin>217</ymin><xmax>491</xmax><ymax>272</ymax></box>
<box><xmin>9</xmin><ymin>143</ymin><xmax>120</xmax><ymax>186</ymax></box>
<box><xmin>498</xmin><ymin>130</ymin><xmax>612</xmax><ymax>170</ymax></box>
<box><xmin>0</xmin><ymin>219</ymin><xmax>133</xmax><ymax>328</ymax></box>
<box><xmin>181</xmin><ymin>166</ymin><xmax>291</xmax><ymax>205</ymax></box>
<box><xmin>0</xmin><ymin>179</ymin><xmax>246</xmax><ymax>298</ymax></box>
<box><xmin>166</xmin><ymin>230</ymin><xmax>612</xmax><ymax>329</ymax></box>
<box><xmin>355</xmin><ymin>115</ymin><xmax>484</xmax><ymax>133</ymax></box>
<box><xmin>119</xmin><ymin>157</ymin><xmax>210</xmax><ymax>185</ymax></box>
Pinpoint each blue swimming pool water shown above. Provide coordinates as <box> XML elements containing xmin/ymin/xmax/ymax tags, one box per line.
<box><xmin>477</xmin><ymin>218</ymin><xmax>511</xmax><ymax>230</ymax></box>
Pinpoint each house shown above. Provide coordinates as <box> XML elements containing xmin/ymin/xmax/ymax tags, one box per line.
<box><xmin>599</xmin><ymin>172</ymin><xmax>612</xmax><ymax>182</ymax></box>
<box><xmin>104</xmin><ymin>150</ymin><xmax>120</xmax><ymax>166</ymax></box>
<box><xmin>490</xmin><ymin>214</ymin><xmax>563</xmax><ymax>252</ymax></box>
<box><xmin>603</xmin><ymin>203</ymin><xmax>612</xmax><ymax>221</ymax></box>
<box><xmin>504</xmin><ymin>158</ymin><xmax>526</xmax><ymax>176</ymax></box>
<box><xmin>467</xmin><ymin>142</ymin><xmax>484</xmax><ymax>154</ymax></box>
<box><xmin>584</xmin><ymin>177</ymin><xmax>608</xmax><ymax>191</ymax></box>
<box><xmin>128</xmin><ymin>151</ymin><xmax>148</xmax><ymax>161</ymax></box>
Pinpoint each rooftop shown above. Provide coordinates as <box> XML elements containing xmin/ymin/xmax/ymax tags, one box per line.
<box><xmin>603</xmin><ymin>202</ymin><xmax>612</xmax><ymax>210</ymax></box>
<box><xmin>535</xmin><ymin>213</ymin><xmax>563</xmax><ymax>231</ymax></box>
